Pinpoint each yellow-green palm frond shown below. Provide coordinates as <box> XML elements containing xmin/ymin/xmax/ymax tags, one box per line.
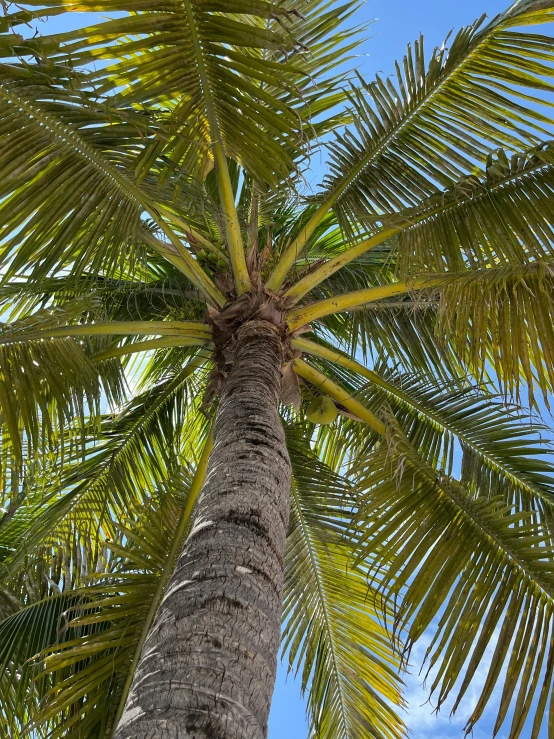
<box><xmin>283</xmin><ymin>425</ymin><xmax>406</xmax><ymax>739</ymax></box>
<box><xmin>287</xmin><ymin>141</ymin><xmax>554</xmax><ymax>302</ymax></box>
<box><xmin>0</xmin><ymin>352</ymin><xmax>210</xmax><ymax>583</ymax></box>
<box><xmin>298</xmin><ymin>250</ymin><xmax>462</xmax><ymax>382</ymax></box>
<box><xmin>291</xmin><ymin>256</ymin><xmax>554</xmax><ymax>401</ymax></box>
<box><xmin>0</xmin><ymin>489</ymin><xmax>197</xmax><ymax>738</ymax></box>
<box><xmin>395</xmin><ymin>142</ymin><xmax>554</xmax><ymax>274</ymax></box>
<box><xmin>321</xmin><ymin>0</ymin><xmax>554</xmax><ymax>236</ymax></box>
<box><xmin>351</xmin><ymin>415</ymin><xmax>554</xmax><ymax>739</ymax></box>
<box><xmin>0</xmin><ymin>76</ymin><xmax>151</xmax><ymax>281</ymax></box>
<box><xmin>14</xmin><ymin>0</ymin><xmax>363</xmax><ymax>192</ymax></box>
<box><xmin>431</xmin><ymin>262</ymin><xmax>554</xmax><ymax>401</ymax></box>
<box><xmin>297</xmin><ymin>339</ymin><xmax>554</xmax><ymax>515</ymax></box>
<box><xmin>0</xmin><ymin>70</ymin><xmax>223</xmax><ymax>302</ymax></box>
<box><xmin>0</xmin><ymin>300</ymin><xmax>126</xmax><ymax>480</ymax></box>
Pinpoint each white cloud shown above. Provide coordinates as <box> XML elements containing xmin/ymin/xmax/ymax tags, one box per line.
<box><xmin>403</xmin><ymin>625</ymin><xmax>507</xmax><ymax>739</ymax></box>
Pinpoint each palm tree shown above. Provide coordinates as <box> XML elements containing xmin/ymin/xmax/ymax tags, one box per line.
<box><xmin>1</xmin><ymin>0</ymin><xmax>554</xmax><ymax>736</ymax></box>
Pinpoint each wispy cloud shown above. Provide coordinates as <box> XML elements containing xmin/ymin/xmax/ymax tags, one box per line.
<box><xmin>403</xmin><ymin>625</ymin><xmax>508</xmax><ymax>739</ymax></box>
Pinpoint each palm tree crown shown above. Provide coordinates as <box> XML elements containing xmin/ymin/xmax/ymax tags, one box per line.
<box><xmin>1</xmin><ymin>0</ymin><xmax>554</xmax><ymax>736</ymax></box>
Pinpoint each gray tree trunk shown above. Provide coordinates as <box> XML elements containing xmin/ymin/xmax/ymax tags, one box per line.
<box><xmin>115</xmin><ymin>319</ymin><xmax>291</xmax><ymax>739</ymax></box>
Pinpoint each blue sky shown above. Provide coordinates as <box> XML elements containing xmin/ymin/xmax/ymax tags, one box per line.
<box><xmin>269</xmin><ymin>3</ymin><xmax>545</xmax><ymax>738</ymax></box>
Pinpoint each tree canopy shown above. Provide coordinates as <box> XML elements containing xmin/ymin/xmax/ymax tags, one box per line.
<box><xmin>1</xmin><ymin>0</ymin><xmax>554</xmax><ymax>736</ymax></box>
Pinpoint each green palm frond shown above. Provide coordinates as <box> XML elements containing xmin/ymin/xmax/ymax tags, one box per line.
<box><xmin>395</xmin><ymin>142</ymin><xmax>554</xmax><ymax>273</ymax></box>
<box><xmin>290</xmin><ymin>355</ymin><xmax>554</xmax><ymax>735</ymax></box>
<box><xmin>370</xmin><ymin>374</ymin><xmax>554</xmax><ymax>510</ymax></box>
<box><xmin>0</xmin><ymin>300</ymin><xmax>210</xmax><ymax>479</ymax></box>
<box><xmin>285</xmin><ymin>140</ymin><xmax>554</xmax><ymax>302</ymax></box>
<box><xmin>0</xmin><ymin>319</ymin><xmax>211</xmax><ymax>346</ymax></box>
<box><xmin>21</xmin><ymin>0</ymin><xmax>362</xmax><ymax>191</ymax></box>
<box><xmin>267</xmin><ymin>0</ymin><xmax>554</xmax><ymax>288</ymax></box>
<box><xmin>289</xmin><ymin>239</ymin><xmax>460</xmax><ymax>378</ymax></box>
<box><xmin>283</xmin><ymin>426</ymin><xmax>406</xmax><ymax>739</ymax></box>
<box><xmin>0</xmin><ymin>273</ymin><xmax>208</xmax><ymax>330</ymax></box>
<box><xmin>0</xmin><ymin>300</ymin><xmax>125</xmax><ymax>475</ymax></box>
<box><xmin>429</xmin><ymin>263</ymin><xmax>554</xmax><ymax>401</ymax></box>
<box><xmin>288</xmin><ymin>260</ymin><xmax>554</xmax><ymax>403</ymax></box>
<box><xmin>352</xmin><ymin>419</ymin><xmax>554</xmax><ymax>739</ymax></box>
<box><xmin>0</xmin><ymin>592</ymin><xmax>91</xmax><ymax>738</ymax></box>
<box><xmin>299</xmin><ymin>245</ymin><xmax>462</xmax><ymax>378</ymax></box>
<box><xmin>265</xmin><ymin>1</ymin><xmax>363</xmax><ymax>148</ymax></box>
<box><xmin>0</xmin><ymin>499</ymin><xmax>178</xmax><ymax>737</ymax></box>
<box><xmin>316</xmin><ymin>304</ymin><xmax>459</xmax><ymax>381</ymax></box>
<box><xmin>0</xmin><ymin>353</ymin><xmax>209</xmax><ymax>581</ymax></box>
<box><xmin>0</xmin><ymin>71</ymin><xmax>224</xmax><ymax>303</ymax></box>
<box><xmin>295</xmin><ymin>337</ymin><xmax>554</xmax><ymax>513</ymax></box>
<box><xmin>0</xmin><ymin>76</ymin><xmax>145</xmax><ymax>280</ymax></box>
<box><xmin>323</xmin><ymin>0</ymin><xmax>554</xmax><ymax>234</ymax></box>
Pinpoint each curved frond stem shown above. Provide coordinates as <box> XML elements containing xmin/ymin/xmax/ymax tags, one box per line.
<box><xmin>292</xmin><ymin>337</ymin><xmax>391</xmax><ymax>386</ymax></box>
<box><xmin>0</xmin><ymin>81</ymin><xmax>226</xmax><ymax>307</ymax></box>
<box><xmin>266</xmin><ymin>176</ymin><xmax>358</xmax><ymax>292</ymax></box>
<box><xmin>293</xmin><ymin>336</ymin><xmax>554</xmax><ymax>510</ymax></box>
<box><xmin>287</xmin><ymin>278</ymin><xmax>444</xmax><ymax>330</ymax></box>
<box><xmin>292</xmin><ymin>359</ymin><xmax>385</xmax><ymax>435</ymax></box>
<box><xmin>284</xmin><ymin>228</ymin><xmax>399</xmax><ymax>303</ymax></box>
<box><xmin>111</xmin><ymin>426</ymin><xmax>214</xmax><ymax>736</ymax></box>
<box><xmin>141</xmin><ymin>232</ymin><xmax>201</xmax><ymax>279</ymax></box>
<box><xmin>183</xmin><ymin>0</ymin><xmax>250</xmax><ymax>295</ymax></box>
<box><xmin>142</xmin><ymin>216</ymin><xmax>225</xmax><ymax>307</ymax></box>
<box><xmin>93</xmin><ymin>338</ymin><xmax>212</xmax><ymax>362</ymax></box>
<box><xmin>0</xmin><ymin>321</ymin><xmax>212</xmax><ymax>345</ymax></box>
<box><xmin>247</xmin><ymin>187</ymin><xmax>260</xmax><ymax>249</ymax></box>
<box><xmin>141</xmin><ymin>231</ymin><xmax>228</xmax><ymax>294</ymax></box>
<box><xmin>157</xmin><ymin>207</ymin><xmax>227</xmax><ymax>259</ymax></box>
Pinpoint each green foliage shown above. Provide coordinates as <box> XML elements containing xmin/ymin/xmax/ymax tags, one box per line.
<box><xmin>351</xmin><ymin>419</ymin><xmax>554</xmax><ymax>739</ymax></box>
<box><xmin>1</xmin><ymin>0</ymin><xmax>554</xmax><ymax>737</ymax></box>
<box><xmin>321</xmin><ymin>1</ymin><xmax>554</xmax><ymax>235</ymax></box>
<box><xmin>0</xmin><ymin>499</ymin><xmax>190</xmax><ymax>738</ymax></box>
<box><xmin>283</xmin><ymin>427</ymin><xmax>406</xmax><ymax>739</ymax></box>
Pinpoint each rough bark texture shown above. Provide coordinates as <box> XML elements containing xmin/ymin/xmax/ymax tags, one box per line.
<box><xmin>115</xmin><ymin>320</ymin><xmax>291</xmax><ymax>739</ymax></box>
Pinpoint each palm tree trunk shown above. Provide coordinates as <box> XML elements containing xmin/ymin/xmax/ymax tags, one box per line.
<box><xmin>114</xmin><ymin>319</ymin><xmax>291</xmax><ymax>739</ymax></box>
